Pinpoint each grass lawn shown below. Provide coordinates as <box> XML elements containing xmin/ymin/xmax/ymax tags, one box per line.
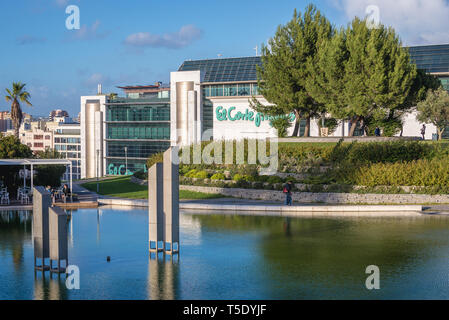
<box><xmin>81</xmin><ymin>176</ymin><xmax>224</xmax><ymax>200</ymax></box>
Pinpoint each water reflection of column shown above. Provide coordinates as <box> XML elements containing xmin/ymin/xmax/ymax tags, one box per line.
<box><xmin>96</xmin><ymin>208</ymin><xmax>100</xmax><ymax>244</ymax></box>
<box><xmin>33</xmin><ymin>273</ymin><xmax>48</xmax><ymax>300</ymax></box>
<box><xmin>148</xmin><ymin>254</ymin><xmax>161</xmax><ymax>300</ymax></box>
<box><xmin>162</xmin><ymin>257</ymin><xmax>175</xmax><ymax>300</ymax></box>
<box><xmin>147</xmin><ymin>254</ymin><xmax>179</xmax><ymax>300</ymax></box>
<box><xmin>34</xmin><ymin>272</ymin><xmax>68</xmax><ymax>300</ymax></box>
<box><xmin>69</xmin><ymin>211</ymin><xmax>74</xmax><ymax>248</ymax></box>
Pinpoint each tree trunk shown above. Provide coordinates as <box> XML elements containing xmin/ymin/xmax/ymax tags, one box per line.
<box><xmin>317</xmin><ymin>119</ymin><xmax>322</xmax><ymax>137</ymax></box>
<box><xmin>303</xmin><ymin>116</ymin><xmax>311</xmax><ymax>137</ymax></box>
<box><xmin>291</xmin><ymin>110</ymin><xmax>301</xmax><ymax>137</ymax></box>
<box><xmin>438</xmin><ymin>127</ymin><xmax>444</xmax><ymax>141</ymax></box>
<box><xmin>348</xmin><ymin>116</ymin><xmax>360</xmax><ymax>137</ymax></box>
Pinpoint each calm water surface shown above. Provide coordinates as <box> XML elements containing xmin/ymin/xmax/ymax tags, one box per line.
<box><xmin>1</xmin><ymin>208</ymin><xmax>449</xmax><ymax>300</ymax></box>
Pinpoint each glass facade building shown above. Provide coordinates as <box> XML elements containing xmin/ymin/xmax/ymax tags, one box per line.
<box><xmin>54</xmin><ymin>124</ymin><xmax>81</xmax><ymax>180</ymax></box>
<box><xmin>105</xmin><ymin>97</ymin><xmax>171</xmax><ymax>175</ymax></box>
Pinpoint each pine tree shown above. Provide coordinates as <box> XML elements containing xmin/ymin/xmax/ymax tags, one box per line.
<box><xmin>251</xmin><ymin>4</ymin><xmax>333</xmax><ymax>137</ymax></box>
<box><xmin>307</xmin><ymin>18</ymin><xmax>417</xmax><ymax>136</ymax></box>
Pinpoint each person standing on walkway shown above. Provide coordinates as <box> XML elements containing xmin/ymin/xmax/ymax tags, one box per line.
<box><xmin>374</xmin><ymin>126</ymin><xmax>381</xmax><ymax>137</ymax></box>
<box><xmin>283</xmin><ymin>180</ymin><xmax>293</xmax><ymax>206</ymax></box>
<box><xmin>421</xmin><ymin>124</ymin><xmax>426</xmax><ymax>140</ymax></box>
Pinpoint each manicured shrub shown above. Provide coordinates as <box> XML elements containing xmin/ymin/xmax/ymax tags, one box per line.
<box><xmin>340</xmin><ymin>158</ymin><xmax>449</xmax><ymax>187</ymax></box>
<box><xmin>185</xmin><ymin>169</ymin><xmax>198</xmax><ymax>178</ymax></box>
<box><xmin>211</xmin><ymin>173</ymin><xmax>226</xmax><ymax>180</ymax></box>
<box><xmin>233</xmin><ymin>174</ymin><xmax>244</xmax><ymax>182</ymax></box>
<box><xmin>194</xmin><ymin>171</ymin><xmax>209</xmax><ymax>179</ymax></box>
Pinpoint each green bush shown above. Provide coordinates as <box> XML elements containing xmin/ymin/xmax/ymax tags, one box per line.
<box><xmin>233</xmin><ymin>174</ymin><xmax>244</xmax><ymax>182</ymax></box>
<box><xmin>133</xmin><ymin>170</ymin><xmax>146</xmax><ymax>180</ymax></box>
<box><xmin>266</xmin><ymin>176</ymin><xmax>283</xmax><ymax>184</ymax></box>
<box><xmin>146</xmin><ymin>152</ymin><xmax>163</xmax><ymax>169</ymax></box>
<box><xmin>211</xmin><ymin>173</ymin><xmax>226</xmax><ymax>180</ymax></box>
<box><xmin>270</xmin><ymin>116</ymin><xmax>292</xmax><ymax>138</ymax></box>
<box><xmin>194</xmin><ymin>170</ymin><xmax>209</xmax><ymax>179</ymax></box>
<box><xmin>339</xmin><ymin>158</ymin><xmax>449</xmax><ymax>187</ymax></box>
<box><xmin>185</xmin><ymin>169</ymin><xmax>198</xmax><ymax>178</ymax></box>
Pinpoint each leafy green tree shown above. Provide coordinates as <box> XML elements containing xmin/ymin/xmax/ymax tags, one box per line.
<box><xmin>34</xmin><ymin>148</ymin><xmax>67</xmax><ymax>187</ymax></box>
<box><xmin>270</xmin><ymin>117</ymin><xmax>292</xmax><ymax>138</ymax></box>
<box><xmin>0</xmin><ymin>134</ymin><xmax>33</xmax><ymax>197</ymax></box>
<box><xmin>307</xmin><ymin>18</ymin><xmax>417</xmax><ymax>136</ymax></box>
<box><xmin>251</xmin><ymin>4</ymin><xmax>333</xmax><ymax>137</ymax></box>
<box><xmin>417</xmin><ymin>88</ymin><xmax>449</xmax><ymax>140</ymax></box>
<box><xmin>5</xmin><ymin>82</ymin><xmax>32</xmax><ymax>138</ymax></box>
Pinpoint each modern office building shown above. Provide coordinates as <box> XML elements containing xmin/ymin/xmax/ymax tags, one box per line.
<box><xmin>80</xmin><ymin>84</ymin><xmax>171</xmax><ymax>178</ymax></box>
<box><xmin>54</xmin><ymin>122</ymin><xmax>81</xmax><ymax>180</ymax></box>
<box><xmin>81</xmin><ymin>44</ymin><xmax>449</xmax><ymax>177</ymax></box>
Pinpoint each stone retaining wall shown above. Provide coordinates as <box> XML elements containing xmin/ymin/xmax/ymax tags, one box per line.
<box><xmin>180</xmin><ymin>185</ymin><xmax>449</xmax><ymax>204</ymax></box>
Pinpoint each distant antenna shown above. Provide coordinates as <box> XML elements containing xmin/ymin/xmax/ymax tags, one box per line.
<box><xmin>254</xmin><ymin>46</ymin><xmax>259</xmax><ymax>56</ymax></box>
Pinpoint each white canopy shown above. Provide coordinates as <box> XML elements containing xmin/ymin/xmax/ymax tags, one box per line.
<box><xmin>0</xmin><ymin>159</ymin><xmax>73</xmax><ymax>200</ymax></box>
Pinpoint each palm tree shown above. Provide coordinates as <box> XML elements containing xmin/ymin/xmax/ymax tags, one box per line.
<box><xmin>5</xmin><ymin>82</ymin><xmax>32</xmax><ymax>139</ymax></box>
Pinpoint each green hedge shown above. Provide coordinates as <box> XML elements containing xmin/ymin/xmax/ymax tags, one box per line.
<box><xmin>337</xmin><ymin>158</ymin><xmax>449</xmax><ymax>187</ymax></box>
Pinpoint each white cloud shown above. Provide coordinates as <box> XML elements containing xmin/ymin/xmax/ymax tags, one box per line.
<box><xmin>84</xmin><ymin>73</ymin><xmax>111</xmax><ymax>88</ymax></box>
<box><xmin>331</xmin><ymin>0</ymin><xmax>449</xmax><ymax>45</ymax></box>
<box><xmin>124</xmin><ymin>24</ymin><xmax>202</xmax><ymax>49</ymax></box>
<box><xmin>69</xmin><ymin>20</ymin><xmax>109</xmax><ymax>41</ymax></box>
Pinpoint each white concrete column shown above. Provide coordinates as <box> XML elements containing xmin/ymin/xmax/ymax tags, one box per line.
<box><xmin>149</xmin><ymin>163</ymin><xmax>164</xmax><ymax>252</ymax></box>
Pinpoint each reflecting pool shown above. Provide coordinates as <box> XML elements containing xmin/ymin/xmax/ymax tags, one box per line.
<box><xmin>1</xmin><ymin>208</ymin><xmax>449</xmax><ymax>300</ymax></box>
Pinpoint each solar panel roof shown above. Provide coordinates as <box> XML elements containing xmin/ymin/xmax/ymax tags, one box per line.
<box><xmin>178</xmin><ymin>56</ymin><xmax>262</xmax><ymax>83</ymax></box>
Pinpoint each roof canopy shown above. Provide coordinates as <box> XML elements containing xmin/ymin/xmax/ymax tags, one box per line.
<box><xmin>0</xmin><ymin>159</ymin><xmax>72</xmax><ymax>166</ymax></box>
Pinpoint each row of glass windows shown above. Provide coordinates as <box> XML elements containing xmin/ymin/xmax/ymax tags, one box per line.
<box><xmin>106</xmin><ymin>141</ymin><xmax>170</xmax><ymax>159</ymax></box>
<box><xmin>203</xmin><ymin>83</ymin><xmax>260</xmax><ymax>97</ymax></box>
<box><xmin>55</xmin><ymin>137</ymin><xmax>80</xmax><ymax>144</ymax></box>
<box><xmin>107</xmin><ymin>123</ymin><xmax>170</xmax><ymax>140</ymax></box>
<box><xmin>57</xmin><ymin>152</ymin><xmax>81</xmax><ymax>159</ymax></box>
<box><xmin>107</xmin><ymin>105</ymin><xmax>170</xmax><ymax>122</ymax></box>
<box><xmin>55</xmin><ymin>144</ymin><xmax>81</xmax><ymax>151</ymax></box>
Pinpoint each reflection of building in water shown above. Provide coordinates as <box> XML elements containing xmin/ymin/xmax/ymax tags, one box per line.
<box><xmin>147</xmin><ymin>254</ymin><xmax>179</xmax><ymax>300</ymax></box>
<box><xmin>0</xmin><ymin>210</ymin><xmax>32</xmax><ymax>272</ymax></box>
<box><xmin>180</xmin><ymin>214</ymin><xmax>202</xmax><ymax>246</ymax></box>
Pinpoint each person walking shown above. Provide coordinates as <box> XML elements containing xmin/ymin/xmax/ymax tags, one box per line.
<box><xmin>374</xmin><ymin>126</ymin><xmax>381</xmax><ymax>137</ymax></box>
<box><xmin>421</xmin><ymin>124</ymin><xmax>426</xmax><ymax>140</ymax></box>
<box><xmin>283</xmin><ymin>180</ymin><xmax>293</xmax><ymax>206</ymax></box>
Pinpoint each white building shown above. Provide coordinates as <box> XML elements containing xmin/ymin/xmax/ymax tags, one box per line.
<box><xmin>80</xmin><ymin>46</ymin><xmax>449</xmax><ymax>177</ymax></box>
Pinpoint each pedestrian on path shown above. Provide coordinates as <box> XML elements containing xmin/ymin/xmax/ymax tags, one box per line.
<box><xmin>283</xmin><ymin>181</ymin><xmax>293</xmax><ymax>206</ymax></box>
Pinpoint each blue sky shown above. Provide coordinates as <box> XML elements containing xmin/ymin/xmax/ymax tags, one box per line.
<box><xmin>1</xmin><ymin>0</ymin><xmax>449</xmax><ymax>117</ymax></box>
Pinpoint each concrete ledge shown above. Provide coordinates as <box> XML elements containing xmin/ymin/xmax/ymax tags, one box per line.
<box><xmin>98</xmin><ymin>196</ymin><xmax>423</xmax><ymax>216</ymax></box>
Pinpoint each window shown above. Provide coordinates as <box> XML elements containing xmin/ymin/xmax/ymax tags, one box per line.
<box><xmin>45</xmin><ymin>135</ymin><xmax>51</xmax><ymax>140</ymax></box>
<box><xmin>238</xmin><ymin>84</ymin><xmax>251</xmax><ymax>96</ymax></box>
<box><xmin>251</xmin><ymin>83</ymin><xmax>260</xmax><ymax>95</ymax></box>
<box><xmin>224</xmin><ymin>84</ymin><xmax>238</xmax><ymax>96</ymax></box>
<box><xmin>210</xmin><ymin>85</ymin><xmax>223</xmax><ymax>97</ymax></box>
<box><xmin>34</xmin><ymin>143</ymin><xmax>44</xmax><ymax>148</ymax></box>
<box><xmin>34</xmin><ymin>135</ymin><xmax>43</xmax><ymax>140</ymax></box>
